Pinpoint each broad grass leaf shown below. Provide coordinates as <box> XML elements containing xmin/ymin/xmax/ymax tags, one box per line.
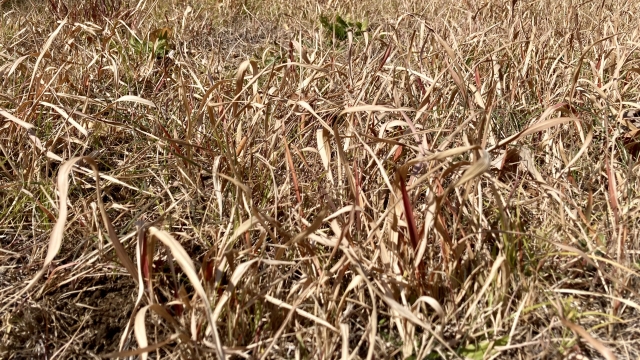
<box><xmin>454</xmin><ymin>149</ymin><xmax>490</xmax><ymax>187</ymax></box>
<box><xmin>114</xmin><ymin>95</ymin><xmax>156</xmax><ymax>107</ymax></box>
<box><xmin>134</xmin><ymin>305</ymin><xmax>151</xmax><ymax>360</ymax></box>
<box><xmin>560</xmin><ymin>129</ymin><xmax>593</xmax><ymax>174</ymax></box>
<box><xmin>464</xmin><ymin>256</ymin><xmax>504</xmax><ymax>320</ymax></box>
<box><xmin>212</xmin><ymin>259</ymin><xmax>259</xmax><ymax>321</ymax></box>
<box><xmin>7</xmin><ymin>54</ymin><xmax>30</xmax><ymax>77</ymax></box>
<box><xmin>264</xmin><ymin>295</ymin><xmax>339</xmax><ymax>332</ymax></box>
<box><xmin>148</xmin><ymin>227</ymin><xmax>224</xmax><ymax>359</ymax></box>
<box><xmin>560</xmin><ymin>317</ymin><xmax>616</xmax><ymax>360</ymax></box>
<box><xmin>323</xmin><ymin>205</ymin><xmax>363</xmax><ymax>222</ymax></box>
<box><xmin>233</xmin><ymin>59</ymin><xmax>258</xmax><ymax>116</ymax></box>
<box><xmin>0</xmin><ymin>109</ymin><xmax>34</xmax><ymax>129</ymax></box>
<box><xmin>227</xmin><ymin>216</ymin><xmax>260</xmax><ymax>250</ymax></box>
<box><xmin>490</xmin><ymin>117</ymin><xmax>579</xmax><ymax>151</ymax></box>
<box><xmin>413</xmin><ymin>296</ymin><xmax>444</xmax><ymax>326</ymax></box>
<box><xmin>30</xmin><ymin>17</ymin><xmax>67</xmax><ymax>88</ymax></box>
<box><xmin>297</xmin><ymin>101</ymin><xmax>333</xmax><ymax>131</ymax></box>
<box><xmin>290</xmin><ymin>40</ymin><xmax>310</xmax><ymax>63</ymax></box>
<box><xmin>316</xmin><ymin>128</ymin><xmax>333</xmax><ymax>184</ymax></box>
<box><xmin>339</xmin><ymin>105</ymin><xmax>413</xmax><ymax>115</ymax></box>
<box><xmin>39</xmin><ymin>101</ymin><xmax>88</xmax><ymax>136</ymax></box>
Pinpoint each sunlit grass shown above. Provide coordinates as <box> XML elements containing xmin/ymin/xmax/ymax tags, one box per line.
<box><xmin>1</xmin><ymin>0</ymin><xmax>639</xmax><ymax>359</ymax></box>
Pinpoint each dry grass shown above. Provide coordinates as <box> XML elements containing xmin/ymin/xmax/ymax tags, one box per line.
<box><xmin>1</xmin><ymin>0</ymin><xmax>640</xmax><ymax>358</ymax></box>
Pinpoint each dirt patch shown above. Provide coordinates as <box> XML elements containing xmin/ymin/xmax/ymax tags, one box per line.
<box><xmin>2</xmin><ymin>274</ymin><xmax>135</xmax><ymax>359</ymax></box>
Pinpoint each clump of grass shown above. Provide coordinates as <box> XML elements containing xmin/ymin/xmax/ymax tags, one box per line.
<box><xmin>129</xmin><ymin>26</ymin><xmax>173</xmax><ymax>59</ymax></box>
<box><xmin>1</xmin><ymin>0</ymin><xmax>639</xmax><ymax>359</ymax></box>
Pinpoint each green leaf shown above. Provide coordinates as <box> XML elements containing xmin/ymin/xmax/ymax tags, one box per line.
<box><xmin>319</xmin><ymin>14</ymin><xmax>367</xmax><ymax>41</ymax></box>
<box><xmin>458</xmin><ymin>336</ymin><xmax>509</xmax><ymax>359</ymax></box>
<box><xmin>336</xmin><ymin>15</ymin><xmax>349</xmax><ymax>28</ymax></box>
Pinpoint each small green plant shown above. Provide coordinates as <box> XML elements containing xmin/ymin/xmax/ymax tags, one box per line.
<box><xmin>319</xmin><ymin>14</ymin><xmax>366</xmax><ymax>41</ymax></box>
<box><xmin>129</xmin><ymin>27</ymin><xmax>173</xmax><ymax>58</ymax></box>
<box><xmin>458</xmin><ymin>336</ymin><xmax>509</xmax><ymax>360</ymax></box>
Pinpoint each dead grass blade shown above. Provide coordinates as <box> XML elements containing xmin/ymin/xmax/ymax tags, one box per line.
<box><xmin>114</xmin><ymin>95</ymin><xmax>157</xmax><ymax>108</ymax></box>
<box><xmin>264</xmin><ymin>295</ymin><xmax>339</xmax><ymax>333</ymax></box>
<box><xmin>297</xmin><ymin>101</ymin><xmax>333</xmax><ymax>132</ymax></box>
<box><xmin>30</xmin><ymin>17</ymin><xmax>67</xmax><ymax>89</ymax></box>
<box><xmin>560</xmin><ymin>129</ymin><xmax>593</xmax><ymax>174</ymax></box>
<box><xmin>552</xmin><ymin>298</ymin><xmax>617</xmax><ymax>360</ymax></box>
<box><xmin>605</xmin><ymin>156</ymin><xmax>620</xmax><ymax>225</ymax></box>
<box><xmin>147</xmin><ymin>227</ymin><xmax>224</xmax><ymax>359</ymax></box>
<box><xmin>463</xmin><ymin>255</ymin><xmax>505</xmax><ymax>321</ymax></box>
<box><xmin>317</xmin><ymin>128</ymin><xmax>334</xmax><ymax>184</ymax></box>
<box><xmin>398</xmin><ymin>168</ymin><xmax>419</xmax><ymax>250</ymax></box>
<box><xmin>0</xmin><ymin>109</ymin><xmax>35</xmax><ymax>129</ymax></box>
<box><xmin>134</xmin><ymin>305</ymin><xmax>151</xmax><ymax>360</ymax></box>
<box><xmin>212</xmin><ymin>259</ymin><xmax>258</xmax><ymax>321</ymax></box>
<box><xmin>226</xmin><ymin>216</ymin><xmax>260</xmax><ymax>251</ymax></box>
<box><xmin>339</xmin><ymin>105</ymin><xmax>414</xmax><ymax>115</ymax></box>
<box><xmin>413</xmin><ymin>296</ymin><xmax>444</xmax><ymax>329</ymax></box>
<box><xmin>39</xmin><ymin>101</ymin><xmax>88</xmax><ymax>136</ymax></box>
<box><xmin>332</xmin><ymin>123</ymin><xmax>358</xmax><ymax>201</ymax></box>
<box><xmin>133</xmin><ymin>304</ymin><xmax>188</xmax><ymax>360</ymax></box>
<box><xmin>560</xmin><ymin>318</ymin><xmax>617</xmax><ymax>360</ymax></box>
<box><xmin>233</xmin><ymin>59</ymin><xmax>258</xmax><ymax>116</ymax></box>
<box><xmin>103</xmin><ymin>333</ymin><xmax>181</xmax><ymax>358</ymax></box>
<box><xmin>454</xmin><ymin>149</ymin><xmax>491</xmax><ymax>188</ymax></box>
<box><xmin>489</xmin><ymin>117</ymin><xmax>579</xmax><ymax>151</ymax></box>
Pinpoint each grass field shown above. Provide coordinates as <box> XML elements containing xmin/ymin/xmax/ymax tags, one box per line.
<box><xmin>1</xmin><ymin>0</ymin><xmax>640</xmax><ymax>358</ymax></box>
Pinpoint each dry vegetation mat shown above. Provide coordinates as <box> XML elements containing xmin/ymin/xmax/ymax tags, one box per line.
<box><xmin>1</xmin><ymin>0</ymin><xmax>640</xmax><ymax>358</ymax></box>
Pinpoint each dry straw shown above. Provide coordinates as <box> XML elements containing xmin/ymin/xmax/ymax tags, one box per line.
<box><xmin>1</xmin><ymin>0</ymin><xmax>639</xmax><ymax>359</ymax></box>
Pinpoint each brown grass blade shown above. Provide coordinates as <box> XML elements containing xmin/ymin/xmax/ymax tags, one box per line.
<box><xmin>317</xmin><ymin>128</ymin><xmax>334</xmax><ymax>184</ymax></box>
<box><xmin>212</xmin><ymin>259</ymin><xmax>259</xmax><ymax>321</ymax></box>
<box><xmin>114</xmin><ymin>95</ymin><xmax>157</xmax><ymax>108</ymax></box>
<box><xmin>339</xmin><ymin>105</ymin><xmax>414</xmax><ymax>115</ymax></box>
<box><xmin>489</xmin><ymin>117</ymin><xmax>579</xmax><ymax>151</ymax></box>
<box><xmin>39</xmin><ymin>101</ymin><xmax>88</xmax><ymax>136</ymax></box>
<box><xmin>454</xmin><ymin>149</ymin><xmax>491</xmax><ymax>187</ymax></box>
<box><xmin>30</xmin><ymin>17</ymin><xmax>67</xmax><ymax>89</ymax></box>
<box><xmin>332</xmin><ymin>123</ymin><xmax>358</xmax><ymax>201</ymax></box>
<box><xmin>398</xmin><ymin>168</ymin><xmax>418</xmax><ymax>250</ymax></box>
<box><xmin>103</xmin><ymin>333</ymin><xmax>181</xmax><ymax>358</ymax></box>
<box><xmin>283</xmin><ymin>130</ymin><xmax>303</xmax><ymax>212</ymax></box>
<box><xmin>605</xmin><ymin>156</ymin><xmax>619</xmax><ymax>225</ymax></box>
<box><xmin>264</xmin><ymin>295</ymin><xmax>339</xmax><ymax>333</ymax></box>
<box><xmin>233</xmin><ymin>59</ymin><xmax>258</xmax><ymax>116</ymax></box>
<box><xmin>560</xmin><ymin>129</ymin><xmax>593</xmax><ymax>174</ymax></box>
<box><xmin>148</xmin><ymin>227</ymin><xmax>224</xmax><ymax>359</ymax></box>
<box><xmin>0</xmin><ymin>109</ymin><xmax>35</xmax><ymax>129</ymax></box>
<box><xmin>559</xmin><ymin>315</ymin><xmax>617</xmax><ymax>360</ymax></box>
